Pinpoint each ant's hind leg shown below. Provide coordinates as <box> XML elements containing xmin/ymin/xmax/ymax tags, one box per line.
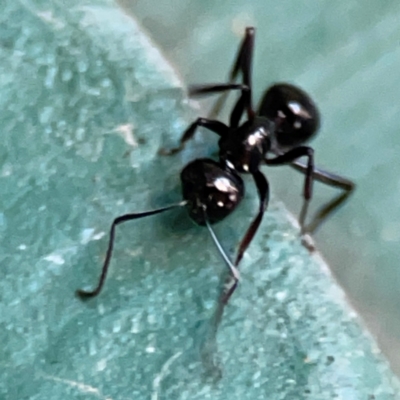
<box><xmin>290</xmin><ymin>160</ymin><xmax>355</xmax><ymax>235</ymax></box>
<box><xmin>188</xmin><ymin>83</ymin><xmax>249</xmax><ymax>97</ymax></box>
<box><xmin>207</xmin><ymin>27</ymin><xmax>255</xmax><ymax>119</ymax></box>
<box><xmin>266</xmin><ymin>146</ymin><xmax>315</xmax><ymax>235</ymax></box>
<box><xmin>188</xmin><ymin>83</ymin><xmax>254</xmax><ymax>127</ymax></box>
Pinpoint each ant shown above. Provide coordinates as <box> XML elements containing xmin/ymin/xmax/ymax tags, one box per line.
<box><xmin>184</xmin><ymin>27</ymin><xmax>355</xmax><ymax>237</ymax></box>
<box><xmin>76</xmin><ymin>27</ymin><xmax>354</xmax><ymax>305</ymax></box>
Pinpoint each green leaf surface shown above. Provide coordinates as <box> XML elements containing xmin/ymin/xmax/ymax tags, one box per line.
<box><xmin>124</xmin><ymin>0</ymin><xmax>400</xmax><ymax>379</ymax></box>
<box><xmin>1</xmin><ymin>1</ymin><xmax>400</xmax><ymax>399</ymax></box>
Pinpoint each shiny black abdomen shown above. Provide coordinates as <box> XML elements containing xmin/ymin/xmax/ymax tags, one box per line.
<box><xmin>181</xmin><ymin>158</ymin><xmax>245</xmax><ymax>225</ymax></box>
<box><xmin>258</xmin><ymin>83</ymin><xmax>320</xmax><ymax>148</ymax></box>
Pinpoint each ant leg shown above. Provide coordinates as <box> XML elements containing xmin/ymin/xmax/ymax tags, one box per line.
<box><xmin>222</xmin><ymin>170</ymin><xmax>269</xmax><ymax>304</ymax></box>
<box><xmin>201</xmin><ymin>172</ymin><xmax>266</xmax><ymax>371</ymax></box>
<box><xmin>158</xmin><ymin>118</ymin><xmax>229</xmax><ymax>156</ymax></box>
<box><xmin>229</xmin><ymin>84</ymin><xmax>254</xmax><ymax>127</ymax></box>
<box><xmin>76</xmin><ymin>201</ymin><xmax>186</xmax><ymax>299</ymax></box>
<box><xmin>265</xmin><ymin>146</ymin><xmax>314</xmax><ymax>232</ymax></box>
<box><xmin>290</xmin><ymin>160</ymin><xmax>355</xmax><ymax>234</ymax></box>
<box><xmin>220</xmin><ymin>277</ymin><xmax>239</xmax><ymax>305</ymax></box>
<box><xmin>189</xmin><ymin>83</ymin><xmax>254</xmax><ymax>127</ymax></box>
<box><xmin>229</xmin><ymin>27</ymin><xmax>255</xmax><ymax>86</ymax></box>
<box><xmin>208</xmin><ymin>27</ymin><xmax>255</xmax><ymax>119</ymax></box>
<box><xmin>189</xmin><ymin>83</ymin><xmax>249</xmax><ymax>96</ymax></box>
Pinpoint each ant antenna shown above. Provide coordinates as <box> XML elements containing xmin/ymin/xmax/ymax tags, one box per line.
<box><xmin>203</xmin><ymin>207</ymin><xmax>240</xmax><ymax>282</ymax></box>
<box><xmin>76</xmin><ymin>201</ymin><xmax>187</xmax><ymax>299</ymax></box>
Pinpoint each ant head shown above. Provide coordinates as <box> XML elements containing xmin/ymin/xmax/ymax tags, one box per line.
<box><xmin>258</xmin><ymin>83</ymin><xmax>320</xmax><ymax>148</ymax></box>
<box><xmin>180</xmin><ymin>159</ymin><xmax>245</xmax><ymax>226</ymax></box>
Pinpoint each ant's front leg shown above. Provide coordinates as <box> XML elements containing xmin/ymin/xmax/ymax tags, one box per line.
<box><xmin>222</xmin><ymin>169</ymin><xmax>269</xmax><ymax>304</ymax></box>
<box><xmin>76</xmin><ymin>202</ymin><xmax>186</xmax><ymax>299</ymax></box>
<box><xmin>233</xmin><ymin>170</ymin><xmax>269</xmax><ymax>268</ymax></box>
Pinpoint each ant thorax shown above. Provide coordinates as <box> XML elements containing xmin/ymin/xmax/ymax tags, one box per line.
<box><xmin>218</xmin><ymin>117</ymin><xmax>274</xmax><ymax>174</ymax></box>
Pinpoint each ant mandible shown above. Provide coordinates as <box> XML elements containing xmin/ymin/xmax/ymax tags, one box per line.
<box><xmin>76</xmin><ymin>27</ymin><xmax>355</xmax><ymax>304</ymax></box>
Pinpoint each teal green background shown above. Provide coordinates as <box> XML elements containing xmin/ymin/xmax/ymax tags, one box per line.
<box><xmin>123</xmin><ymin>0</ymin><xmax>400</xmax><ymax>375</ymax></box>
<box><xmin>1</xmin><ymin>0</ymin><xmax>400</xmax><ymax>399</ymax></box>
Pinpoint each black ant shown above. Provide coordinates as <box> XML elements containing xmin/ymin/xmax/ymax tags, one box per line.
<box><xmin>185</xmin><ymin>27</ymin><xmax>355</xmax><ymax>237</ymax></box>
<box><xmin>76</xmin><ymin>27</ymin><xmax>354</xmax><ymax>305</ymax></box>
